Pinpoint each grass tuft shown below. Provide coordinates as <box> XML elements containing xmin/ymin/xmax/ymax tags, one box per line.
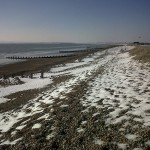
<box><xmin>130</xmin><ymin>46</ymin><xmax>150</xmax><ymax>63</ymax></box>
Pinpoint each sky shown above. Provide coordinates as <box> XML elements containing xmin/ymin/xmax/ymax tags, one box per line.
<box><xmin>0</xmin><ymin>0</ymin><xmax>150</xmax><ymax>43</ymax></box>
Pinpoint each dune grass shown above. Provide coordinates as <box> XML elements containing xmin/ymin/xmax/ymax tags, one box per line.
<box><xmin>130</xmin><ymin>46</ymin><xmax>150</xmax><ymax>63</ymax></box>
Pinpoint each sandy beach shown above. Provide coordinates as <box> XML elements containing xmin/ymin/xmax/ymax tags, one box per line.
<box><xmin>0</xmin><ymin>45</ymin><xmax>150</xmax><ymax>150</ymax></box>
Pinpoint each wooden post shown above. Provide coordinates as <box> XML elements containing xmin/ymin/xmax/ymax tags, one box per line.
<box><xmin>30</xmin><ymin>73</ymin><xmax>33</xmax><ymax>79</ymax></box>
<box><xmin>11</xmin><ymin>74</ymin><xmax>15</xmax><ymax>78</ymax></box>
<box><xmin>21</xmin><ymin>72</ymin><xmax>24</xmax><ymax>78</ymax></box>
<box><xmin>40</xmin><ymin>72</ymin><xmax>44</xmax><ymax>78</ymax></box>
<box><xmin>3</xmin><ymin>75</ymin><xmax>7</xmax><ymax>79</ymax></box>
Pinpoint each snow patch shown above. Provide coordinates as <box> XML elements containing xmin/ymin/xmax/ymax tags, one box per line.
<box><xmin>125</xmin><ymin>134</ymin><xmax>138</xmax><ymax>140</ymax></box>
<box><xmin>16</xmin><ymin>124</ymin><xmax>26</xmax><ymax>130</ymax></box>
<box><xmin>117</xmin><ymin>143</ymin><xmax>127</xmax><ymax>150</ymax></box>
<box><xmin>0</xmin><ymin>137</ymin><xmax>22</xmax><ymax>145</ymax></box>
<box><xmin>32</xmin><ymin>123</ymin><xmax>41</xmax><ymax>129</ymax></box>
<box><xmin>94</xmin><ymin>139</ymin><xmax>104</xmax><ymax>145</ymax></box>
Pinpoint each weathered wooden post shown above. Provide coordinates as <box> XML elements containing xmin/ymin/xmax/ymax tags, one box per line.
<box><xmin>21</xmin><ymin>72</ymin><xmax>24</xmax><ymax>78</ymax></box>
<box><xmin>40</xmin><ymin>72</ymin><xmax>44</xmax><ymax>78</ymax></box>
<box><xmin>11</xmin><ymin>74</ymin><xmax>15</xmax><ymax>78</ymax></box>
<box><xmin>30</xmin><ymin>73</ymin><xmax>33</xmax><ymax>79</ymax></box>
<box><xmin>3</xmin><ymin>75</ymin><xmax>7</xmax><ymax>80</ymax></box>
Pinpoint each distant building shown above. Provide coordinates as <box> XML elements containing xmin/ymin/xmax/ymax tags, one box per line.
<box><xmin>132</xmin><ymin>42</ymin><xmax>150</xmax><ymax>45</ymax></box>
<box><xmin>133</xmin><ymin>42</ymin><xmax>140</xmax><ymax>45</ymax></box>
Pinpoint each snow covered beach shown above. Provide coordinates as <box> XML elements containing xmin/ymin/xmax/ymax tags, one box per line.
<box><xmin>0</xmin><ymin>46</ymin><xmax>150</xmax><ymax>149</ymax></box>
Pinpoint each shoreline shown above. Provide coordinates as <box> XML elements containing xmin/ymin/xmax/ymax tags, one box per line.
<box><xmin>0</xmin><ymin>46</ymin><xmax>115</xmax><ymax>78</ymax></box>
<box><xmin>0</xmin><ymin>54</ymin><xmax>86</xmax><ymax>78</ymax></box>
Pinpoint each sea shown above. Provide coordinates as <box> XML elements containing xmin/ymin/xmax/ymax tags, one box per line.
<box><xmin>0</xmin><ymin>43</ymin><xmax>110</xmax><ymax>66</ymax></box>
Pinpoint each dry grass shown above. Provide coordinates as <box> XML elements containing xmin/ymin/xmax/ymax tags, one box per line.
<box><xmin>130</xmin><ymin>46</ymin><xmax>150</xmax><ymax>63</ymax></box>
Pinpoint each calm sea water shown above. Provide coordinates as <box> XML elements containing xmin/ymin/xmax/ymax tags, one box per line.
<box><xmin>0</xmin><ymin>43</ymin><xmax>109</xmax><ymax>66</ymax></box>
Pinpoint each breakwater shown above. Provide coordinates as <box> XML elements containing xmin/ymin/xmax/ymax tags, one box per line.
<box><xmin>6</xmin><ymin>54</ymin><xmax>76</xmax><ymax>60</ymax></box>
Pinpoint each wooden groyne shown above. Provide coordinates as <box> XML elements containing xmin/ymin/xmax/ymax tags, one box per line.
<box><xmin>6</xmin><ymin>48</ymin><xmax>102</xmax><ymax>60</ymax></box>
<box><xmin>6</xmin><ymin>54</ymin><xmax>76</xmax><ymax>60</ymax></box>
<box><xmin>0</xmin><ymin>71</ymin><xmax>45</xmax><ymax>79</ymax></box>
<box><xmin>59</xmin><ymin>48</ymin><xmax>98</xmax><ymax>53</ymax></box>
<box><xmin>1</xmin><ymin>48</ymin><xmax>104</xmax><ymax>79</ymax></box>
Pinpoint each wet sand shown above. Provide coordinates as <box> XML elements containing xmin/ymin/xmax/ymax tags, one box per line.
<box><xmin>0</xmin><ymin>52</ymin><xmax>91</xmax><ymax>78</ymax></box>
<box><xmin>0</xmin><ymin>46</ymin><xmax>118</xmax><ymax>78</ymax></box>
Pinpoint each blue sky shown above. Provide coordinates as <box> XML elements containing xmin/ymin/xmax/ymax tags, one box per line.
<box><xmin>0</xmin><ymin>0</ymin><xmax>150</xmax><ymax>43</ymax></box>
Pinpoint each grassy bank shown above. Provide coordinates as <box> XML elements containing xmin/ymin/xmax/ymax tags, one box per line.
<box><xmin>130</xmin><ymin>46</ymin><xmax>150</xmax><ymax>63</ymax></box>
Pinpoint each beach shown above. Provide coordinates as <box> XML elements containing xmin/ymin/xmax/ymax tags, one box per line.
<box><xmin>0</xmin><ymin>43</ymin><xmax>109</xmax><ymax>77</ymax></box>
<box><xmin>0</xmin><ymin>45</ymin><xmax>150</xmax><ymax>150</ymax></box>
<box><xmin>0</xmin><ymin>53</ymin><xmax>90</xmax><ymax>77</ymax></box>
